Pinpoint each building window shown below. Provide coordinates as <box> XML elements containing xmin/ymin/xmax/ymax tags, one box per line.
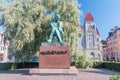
<box><xmin>91</xmin><ymin>52</ymin><xmax>95</xmax><ymax>60</ymax></box>
<box><xmin>3</xmin><ymin>47</ymin><xmax>5</xmax><ymax>50</ymax></box>
<box><xmin>97</xmin><ymin>38</ymin><xmax>99</xmax><ymax>42</ymax></box>
<box><xmin>110</xmin><ymin>42</ymin><xmax>112</xmax><ymax>45</ymax></box>
<box><xmin>89</xmin><ymin>34</ymin><xmax>94</xmax><ymax>47</ymax></box>
<box><xmin>0</xmin><ymin>54</ymin><xmax>3</xmax><ymax>61</ymax></box>
<box><xmin>2</xmin><ymin>47</ymin><xmax>4</xmax><ymax>50</ymax></box>
<box><xmin>89</xmin><ymin>25</ymin><xmax>95</xmax><ymax>30</ymax></box>
<box><xmin>0</xmin><ymin>46</ymin><xmax>2</xmax><ymax>50</ymax></box>
<box><xmin>98</xmin><ymin>45</ymin><xmax>100</xmax><ymax>50</ymax></box>
<box><xmin>0</xmin><ymin>40</ymin><xmax>2</xmax><ymax>44</ymax></box>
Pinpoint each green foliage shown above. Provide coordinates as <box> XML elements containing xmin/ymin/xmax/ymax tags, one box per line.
<box><xmin>0</xmin><ymin>0</ymin><xmax>82</xmax><ymax>61</ymax></box>
<box><xmin>110</xmin><ymin>76</ymin><xmax>120</xmax><ymax>80</ymax></box>
<box><xmin>73</xmin><ymin>50</ymin><xmax>93</xmax><ymax>68</ymax></box>
<box><xmin>0</xmin><ymin>62</ymin><xmax>39</xmax><ymax>71</ymax></box>
<box><xmin>93</xmin><ymin>62</ymin><xmax>120</xmax><ymax>72</ymax></box>
<box><xmin>104</xmin><ymin>62</ymin><xmax>120</xmax><ymax>71</ymax></box>
<box><xmin>93</xmin><ymin>62</ymin><xmax>105</xmax><ymax>68</ymax></box>
<box><xmin>11</xmin><ymin>63</ymin><xmax>17</xmax><ymax>70</ymax></box>
<box><xmin>0</xmin><ymin>63</ymin><xmax>12</xmax><ymax>71</ymax></box>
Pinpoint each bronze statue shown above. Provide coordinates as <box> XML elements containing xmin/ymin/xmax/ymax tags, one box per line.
<box><xmin>48</xmin><ymin>13</ymin><xmax>64</xmax><ymax>44</ymax></box>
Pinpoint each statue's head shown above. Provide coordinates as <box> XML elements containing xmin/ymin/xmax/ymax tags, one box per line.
<box><xmin>54</xmin><ymin>12</ymin><xmax>60</xmax><ymax>21</ymax></box>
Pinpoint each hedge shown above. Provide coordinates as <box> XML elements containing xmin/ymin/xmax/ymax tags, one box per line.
<box><xmin>0</xmin><ymin>63</ymin><xmax>12</xmax><ymax>71</ymax></box>
<box><xmin>1</xmin><ymin>61</ymin><xmax>120</xmax><ymax>72</ymax></box>
<box><xmin>0</xmin><ymin>62</ymin><xmax>39</xmax><ymax>71</ymax></box>
<box><xmin>93</xmin><ymin>62</ymin><xmax>120</xmax><ymax>72</ymax></box>
<box><xmin>93</xmin><ymin>62</ymin><xmax>104</xmax><ymax>68</ymax></box>
<box><xmin>110</xmin><ymin>76</ymin><xmax>120</xmax><ymax>80</ymax></box>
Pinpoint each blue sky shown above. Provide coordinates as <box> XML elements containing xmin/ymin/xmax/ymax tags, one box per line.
<box><xmin>78</xmin><ymin>0</ymin><xmax>120</xmax><ymax>40</ymax></box>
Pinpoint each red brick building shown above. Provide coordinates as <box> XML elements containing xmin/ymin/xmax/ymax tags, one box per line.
<box><xmin>102</xmin><ymin>26</ymin><xmax>120</xmax><ymax>62</ymax></box>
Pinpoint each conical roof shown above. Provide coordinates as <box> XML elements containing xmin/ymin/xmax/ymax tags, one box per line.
<box><xmin>85</xmin><ymin>12</ymin><xmax>94</xmax><ymax>21</ymax></box>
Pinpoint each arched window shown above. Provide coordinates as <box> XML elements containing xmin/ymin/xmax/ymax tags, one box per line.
<box><xmin>89</xmin><ymin>25</ymin><xmax>95</xmax><ymax>30</ymax></box>
<box><xmin>89</xmin><ymin>34</ymin><xmax>95</xmax><ymax>47</ymax></box>
<box><xmin>91</xmin><ymin>52</ymin><xmax>95</xmax><ymax>57</ymax></box>
<box><xmin>91</xmin><ymin>52</ymin><xmax>95</xmax><ymax>60</ymax></box>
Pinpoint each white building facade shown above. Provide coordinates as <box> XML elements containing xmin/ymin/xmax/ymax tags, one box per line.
<box><xmin>0</xmin><ymin>31</ymin><xmax>10</xmax><ymax>62</ymax></box>
<box><xmin>78</xmin><ymin>12</ymin><xmax>102</xmax><ymax>61</ymax></box>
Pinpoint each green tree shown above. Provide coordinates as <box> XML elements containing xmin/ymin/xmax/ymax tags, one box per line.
<box><xmin>0</xmin><ymin>0</ymin><xmax>82</xmax><ymax>61</ymax></box>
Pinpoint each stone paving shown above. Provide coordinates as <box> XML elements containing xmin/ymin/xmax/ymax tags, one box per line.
<box><xmin>78</xmin><ymin>68</ymin><xmax>120</xmax><ymax>80</ymax></box>
<box><xmin>0</xmin><ymin>68</ymin><xmax>120</xmax><ymax>80</ymax></box>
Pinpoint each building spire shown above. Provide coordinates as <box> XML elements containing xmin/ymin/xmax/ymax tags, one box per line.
<box><xmin>85</xmin><ymin>12</ymin><xmax>94</xmax><ymax>21</ymax></box>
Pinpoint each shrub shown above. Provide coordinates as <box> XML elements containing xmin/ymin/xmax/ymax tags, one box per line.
<box><xmin>0</xmin><ymin>62</ymin><xmax>39</xmax><ymax>71</ymax></box>
<box><xmin>11</xmin><ymin>63</ymin><xmax>17</xmax><ymax>70</ymax></box>
<box><xmin>73</xmin><ymin>50</ymin><xmax>93</xmax><ymax>68</ymax></box>
<box><xmin>110</xmin><ymin>76</ymin><xmax>120</xmax><ymax>80</ymax></box>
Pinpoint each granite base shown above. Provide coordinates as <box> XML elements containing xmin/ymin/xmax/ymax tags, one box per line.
<box><xmin>29</xmin><ymin>67</ymin><xmax>78</xmax><ymax>80</ymax></box>
<box><xmin>39</xmin><ymin>46</ymin><xmax>70</xmax><ymax>69</ymax></box>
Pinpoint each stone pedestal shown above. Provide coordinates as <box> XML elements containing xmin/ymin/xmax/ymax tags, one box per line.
<box><xmin>29</xmin><ymin>67</ymin><xmax>78</xmax><ymax>80</ymax></box>
<box><xmin>29</xmin><ymin>45</ymin><xmax>78</xmax><ymax>80</ymax></box>
<box><xmin>39</xmin><ymin>46</ymin><xmax>70</xmax><ymax>69</ymax></box>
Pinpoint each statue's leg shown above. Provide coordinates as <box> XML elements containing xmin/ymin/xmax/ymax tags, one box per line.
<box><xmin>48</xmin><ymin>28</ymin><xmax>55</xmax><ymax>42</ymax></box>
<box><xmin>56</xmin><ymin>29</ymin><xmax>63</xmax><ymax>43</ymax></box>
<box><xmin>58</xmin><ymin>28</ymin><xmax>64</xmax><ymax>41</ymax></box>
<box><xmin>59</xmin><ymin>28</ymin><xmax>64</xmax><ymax>35</ymax></box>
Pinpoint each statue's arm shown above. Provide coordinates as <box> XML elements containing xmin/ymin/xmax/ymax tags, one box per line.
<box><xmin>50</xmin><ymin>22</ymin><xmax>54</xmax><ymax>28</ymax></box>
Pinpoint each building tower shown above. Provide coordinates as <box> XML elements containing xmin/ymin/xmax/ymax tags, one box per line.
<box><xmin>79</xmin><ymin>12</ymin><xmax>102</xmax><ymax>61</ymax></box>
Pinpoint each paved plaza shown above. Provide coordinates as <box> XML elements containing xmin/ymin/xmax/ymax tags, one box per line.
<box><xmin>78</xmin><ymin>68</ymin><xmax>120</xmax><ymax>80</ymax></box>
<box><xmin>0</xmin><ymin>68</ymin><xmax>120</xmax><ymax>80</ymax></box>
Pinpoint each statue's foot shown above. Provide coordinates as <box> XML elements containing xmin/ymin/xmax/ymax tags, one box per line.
<box><xmin>48</xmin><ymin>39</ymin><xmax>52</xmax><ymax>43</ymax></box>
<box><xmin>60</xmin><ymin>42</ymin><xmax>64</xmax><ymax>46</ymax></box>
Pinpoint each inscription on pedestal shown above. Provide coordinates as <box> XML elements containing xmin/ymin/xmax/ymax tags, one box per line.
<box><xmin>39</xmin><ymin>46</ymin><xmax>70</xmax><ymax>69</ymax></box>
